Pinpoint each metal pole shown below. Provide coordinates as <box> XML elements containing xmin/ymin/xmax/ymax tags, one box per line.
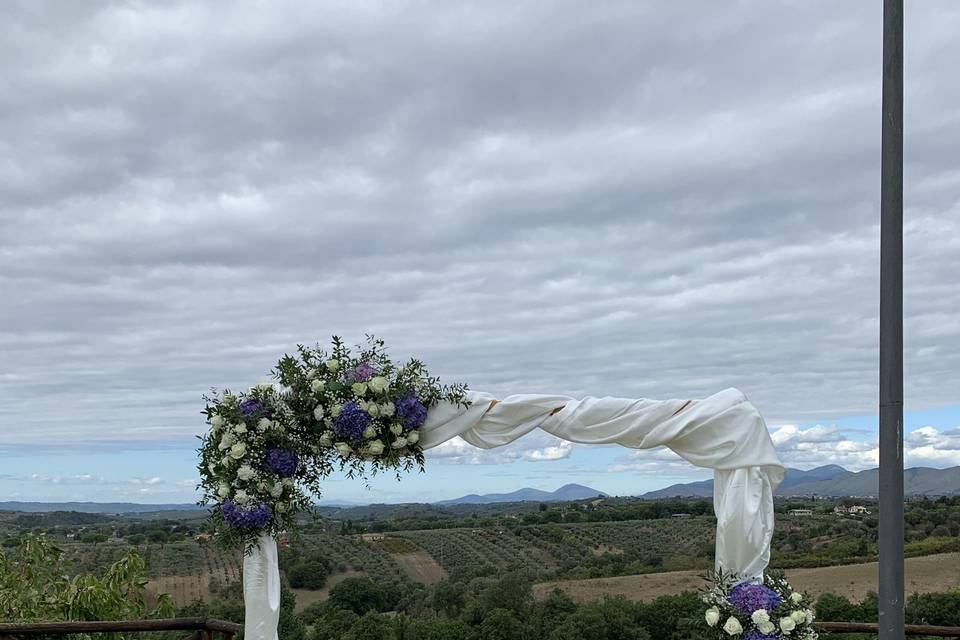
<box><xmin>878</xmin><ymin>0</ymin><xmax>904</xmax><ymax>639</ymax></box>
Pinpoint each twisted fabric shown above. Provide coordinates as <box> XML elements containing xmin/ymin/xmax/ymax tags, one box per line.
<box><xmin>243</xmin><ymin>387</ymin><xmax>784</xmax><ymax>640</ymax></box>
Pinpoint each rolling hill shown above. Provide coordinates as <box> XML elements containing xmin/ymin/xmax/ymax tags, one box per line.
<box><xmin>641</xmin><ymin>465</ymin><xmax>960</xmax><ymax>498</ymax></box>
<box><xmin>436</xmin><ymin>483</ymin><xmax>608</xmax><ymax>505</ymax></box>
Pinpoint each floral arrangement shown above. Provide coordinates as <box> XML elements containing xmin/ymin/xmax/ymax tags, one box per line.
<box><xmin>197</xmin><ymin>336</ymin><xmax>468</xmax><ymax>548</ymax></box>
<box><xmin>702</xmin><ymin>571</ymin><xmax>816</xmax><ymax>640</ymax></box>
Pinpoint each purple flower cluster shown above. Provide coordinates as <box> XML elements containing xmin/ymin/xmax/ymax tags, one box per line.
<box><xmin>221</xmin><ymin>500</ymin><xmax>273</xmax><ymax>529</ymax></box>
<box><xmin>727</xmin><ymin>582</ymin><xmax>783</xmax><ymax>616</ymax></box>
<box><xmin>332</xmin><ymin>401</ymin><xmax>371</xmax><ymax>439</ymax></box>
<box><xmin>395</xmin><ymin>394</ymin><xmax>428</xmax><ymax>431</ymax></box>
<box><xmin>240</xmin><ymin>398</ymin><xmax>267</xmax><ymax>417</ymax></box>
<box><xmin>265</xmin><ymin>448</ymin><xmax>299</xmax><ymax>477</ymax></box>
<box><xmin>744</xmin><ymin>630</ymin><xmax>778</xmax><ymax>640</ymax></box>
<box><xmin>346</xmin><ymin>362</ymin><xmax>377</xmax><ymax>382</ymax></box>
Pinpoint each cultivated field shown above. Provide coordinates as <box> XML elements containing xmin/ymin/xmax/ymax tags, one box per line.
<box><xmin>534</xmin><ymin>552</ymin><xmax>960</xmax><ymax>603</ymax></box>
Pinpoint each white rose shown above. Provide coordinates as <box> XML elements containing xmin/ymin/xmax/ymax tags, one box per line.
<box><xmin>220</xmin><ymin>456</ymin><xmax>233</xmax><ymax>467</ymax></box>
<box><xmin>391</xmin><ymin>437</ymin><xmax>408</xmax><ymax>449</ymax></box>
<box><xmin>311</xmin><ymin>379</ymin><xmax>325</xmax><ymax>393</ymax></box>
<box><xmin>257</xmin><ymin>417</ymin><xmax>272</xmax><ymax>431</ymax></box>
<box><xmin>229</xmin><ymin>442</ymin><xmax>247</xmax><ymax>459</ymax></box>
<box><xmin>270</xmin><ymin>483</ymin><xmax>284</xmax><ymax>498</ymax></box>
<box><xmin>233</xmin><ymin>423</ymin><xmax>247</xmax><ymax>434</ymax></box>
<box><xmin>390</xmin><ymin>423</ymin><xmax>403</xmax><ymax>436</ymax></box>
<box><xmin>318</xmin><ymin>432</ymin><xmax>333</xmax><ymax>447</ymax></box>
<box><xmin>217</xmin><ymin>483</ymin><xmax>230</xmax><ymax>498</ymax></box>
<box><xmin>313</xmin><ymin>405</ymin><xmax>325</xmax><ymax>421</ymax></box>
<box><xmin>368</xmin><ymin>376</ymin><xmax>389</xmax><ymax>394</ymax></box>
<box><xmin>790</xmin><ymin>592</ymin><xmax>803</xmax><ymax>604</ymax></box>
<box><xmin>335</xmin><ymin>442</ymin><xmax>352</xmax><ymax>457</ymax></box>
<box><xmin>234</xmin><ymin>489</ymin><xmax>251</xmax><ymax>505</ymax></box>
<box><xmin>723</xmin><ymin>617</ymin><xmax>743</xmax><ymax>635</ymax></box>
<box><xmin>218</xmin><ymin>433</ymin><xmax>235</xmax><ymax>450</ymax></box>
<box><xmin>779</xmin><ymin>617</ymin><xmax>796</xmax><ymax>634</ymax></box>
<box><xmin>366</xmin><ymin>440</ymin><xmax>385</xmax><ymax>456</ymax></box>
<box><xmin>325</xmin><ymin>359</ymin><xmax>340</xmax><ymax>372</ymax></box>
<box><xmin>751</xmin><ymin>610</ymin><xmax>770</xmax><ymax>625</ymax></box>
<box><xmin>237</xmin><ymin>465</ymin><xmax>256</xmax><ymax>481</ymax></box>
<box><xmin>363</xmin><ymin>425</ymin><xmax>377</xmax><ymax>439</ymax></box>
<box><xmin>367</xmin><ymin>403</ymin><xmax>380</xmax><ymax>418</ymax></box>
<box><xmin>804</xmin><ymin>610</ymin><xmax>814</xmax><ymax>624</ymax></box>
<box><xmin>758</xmin><ymin>621</ymin><xmax>776</xmax><ymax>635</ymax></box>
<box><xmin>210</xmin><ymin>415</ymin><xmax>224</xmax><ymax>430</ymax></box>
<box><xmin>380</xmin><ymin>402</ymin><xmax>395</xmax><ymax>417</ymax></box>
<box><xmin>330</xmin><ymin>404</ymin><xmax>343</xmax><ymax>418</ymax></box>
<box><xmin>351</xmin><ymin>382</ymin><xmax>368</xmax><ymax>396</ymax></box>
<box><xmin>276</xmin><ymin>502</ymin><xmax>288</xmax><ymax>513</ymax></box>
<box><xmin>208</xmin><ymin>462</ymin><xmax>217</xmax><ymax>474</ymax></box>
<box><xmin>705</xmin><ymin>607</ymin><xmax>721</xmax><ymax>627</ymax></box>
<box><xmin>790</xmin><ymin>611</ymin><xmax>806</xmax><ymax>624</ymax></box>
<box><xmin>407</xmin><ymin>430</ymin><xmax>420</xmax><ymax>444</ymax></box>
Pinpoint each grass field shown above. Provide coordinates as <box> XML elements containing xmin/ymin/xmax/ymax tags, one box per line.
<box><xmin>533</xmin><ymin>552</ymin><xmax>960</xmax><ymax>603</ymax></box>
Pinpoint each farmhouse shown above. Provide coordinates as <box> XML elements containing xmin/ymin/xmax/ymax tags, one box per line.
<box><xmin>834</xmin><ymin>504</ymin><xmax>871</xmax><ymax>516</ymax></box>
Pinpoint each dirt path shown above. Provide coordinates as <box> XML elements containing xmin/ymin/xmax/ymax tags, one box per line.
<box><xmin>391</xmin><ymin>549</ymin><xmax>446</xmax><ymax>585</ymax></box>
<box><xmin>534</xmin><ymin>553</ymin><xmax>960</xmax><ymax>603</ymax></box>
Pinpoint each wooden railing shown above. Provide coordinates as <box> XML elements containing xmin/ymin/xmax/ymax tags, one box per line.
<box><xmin>0</xmin><ymin>618</ymin><xmax>241</xmax><ymax>640</ymax></box>
<box><xmin>818</xmin><ymin>622</ymin><xmax>960</xmax><ymax>637</ymax></box>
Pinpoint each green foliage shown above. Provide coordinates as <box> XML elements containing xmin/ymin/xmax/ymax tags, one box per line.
<box><xmin>813</xmin><ymin>592</ymin><xmax>877</xmax><ymax>623</ymax></box>
<box><xmin>344</xmin><ymin>611</ymin><xmax>398</xmax><ymax>640</ymax></box>
<box><xmin>478</xmin><ymin>608</ymin><xmax>527</xmax><ymax>640</ymax></box>
<box><xmin>329</xmin><ymin>577</ymin><xmax>389</xmax><ymax>615</ymax></box>
<box><xmin>0</xmin><ymin>534</ymin><xmax>173</xmax><ymax>622</ymax></box>
<box><xmin>906</xmin><ymin>591</ymin><xmax>960</xmax><ymax>626</ymax></box>
<box><xmin>550</xmin><ymin>599</ymin><xmax>651</xmax><ymax>640</ymax></box>
<box><xmin>287</xmin><ymin>556</ymin><xmax>330</xmax><ymax>590</ymax></box>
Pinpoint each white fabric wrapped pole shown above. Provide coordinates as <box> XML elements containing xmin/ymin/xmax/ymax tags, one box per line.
<box><xmin>244</xmin><ymin>535</ymin><xmax>280</xmax><ymax>640</ymax></box>
<box><xmin>419</xmin><ymin>387</ymin><xmax>785</xmax><ymax>578</ymax></box>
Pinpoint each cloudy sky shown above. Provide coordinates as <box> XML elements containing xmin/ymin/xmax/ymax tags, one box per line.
<box><xmin>2</xmin><ymin>1</ymin><xmax>959</xmax><ymax>504</ymax></box>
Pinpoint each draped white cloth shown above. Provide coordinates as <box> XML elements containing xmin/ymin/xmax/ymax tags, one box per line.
<box><xmin>243</xmin><ymin>387</ymin><xmax>784</xmax><ymax>640</ymax></box>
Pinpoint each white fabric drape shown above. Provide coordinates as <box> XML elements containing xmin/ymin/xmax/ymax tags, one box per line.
<box><xmin>243</xmin><ymin>387</ymin><xmax>784</xmax><ymax>640</ymax></box>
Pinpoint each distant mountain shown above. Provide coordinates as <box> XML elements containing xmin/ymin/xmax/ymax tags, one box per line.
<box><xmin>780</xmin><ymin>466</ymin><xmax>960</xmax><ymax>497</ymax></box>
<box><xmin>642</xmin><ymin>465</ymin><xmax>852</xmax><ymax>499</ymax></box>
<box><xmin>0</xmin><ymin>501</ymin><xmax>206</xmax><ymax>514</ymax></box>
<box><xmin>642</xmin><ymin>465</ymin><xmax>960</xmax><ymax>498</ymax></box>
<box><xmin>437</xmin><ymin>483</ymin><xmax>608</xmax><ymax>505</ymax></box>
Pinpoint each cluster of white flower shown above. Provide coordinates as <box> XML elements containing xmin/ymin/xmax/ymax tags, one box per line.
<box><xmin>702</xmin><ymin>573</ymin><xmax>816</xmax><ymax>640</ymax></box>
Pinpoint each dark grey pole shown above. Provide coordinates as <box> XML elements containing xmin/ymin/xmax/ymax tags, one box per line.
<box><xmin>878</xmin><ymin>0</ymin><xmax>904</xmax><ymax>639</ymax></box>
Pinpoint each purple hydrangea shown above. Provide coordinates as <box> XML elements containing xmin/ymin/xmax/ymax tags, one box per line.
<box><xmin>265</xmin><ymin>448</ymin><xmax>299</xmax><ymax>477</ymax></box>
<box><xmin>727</xmin><ymin>582</ymin><xmax>783</xmax><ymax>616</ymax></box>
<box><xmin>221</xmin><ymin>500</ymin><xmax>273</xmax><ymax>530</ymax></box>
<box><xmin>395</xmin><ymin>394</ymin><xmax>428</xmax><ymax>431</ymax></box>
<box><xmin>745</xmin><ymin>630</ymin><xmax>779</xmax><ymax>640</ymax></box>
<box><xmin>346</xmin><ymin>362</ymin><xmax>377</xmax><ymax>382</ymax></box>
<box><xmin>332</xmin><ymin>401</ymin><xmax>371</xmax><ymax>439</ymax></box>
<box><xmin>239</xmin><ymin>398</ymin><xmax>266</xmax><ymax>417</ymax></box>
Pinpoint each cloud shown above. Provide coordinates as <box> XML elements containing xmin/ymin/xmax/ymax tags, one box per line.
<box><xmin>427</xmin><ymin>433</ymin><xmax>573</xmax><ymax>465</ymax></box>
<box><xmin>0</xmin><ymin>1</ymin><xmax>959</xmax><ymax>458</ymax></box>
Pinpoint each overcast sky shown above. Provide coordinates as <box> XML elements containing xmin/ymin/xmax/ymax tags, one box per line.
<box><xmin>2</xmin><ymin>1</ymin><xmax>959</xmax><ymax>503</ymax></box>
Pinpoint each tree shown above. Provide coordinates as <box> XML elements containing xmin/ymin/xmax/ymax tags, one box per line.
<box><xmin>478</xmin><ymin>608</ymin><xmax>526</xmax><ymax>640</ymax></box>
<box><xmin>344</xmin><ymin>612</ymin><xmax>396</xmax><ymax>640</ymax></box>
<box><xmin>329</xmin><ymin>577</ymin><xmax>387</xmax><ymax>615</ymax></box>
<box><xmin>288</xmin><ymin>558</ymin><xmax>329</xmax><ymax>590</ymax></box>
<box><xmin>0</xmin><ymin>534</ymin><xmax>173</xmax><ymax>621</ymax></box>
<box><xmin>431</xmin><ymin>580</ymin><xmax>466</xmax><ymax>618</ymax></box>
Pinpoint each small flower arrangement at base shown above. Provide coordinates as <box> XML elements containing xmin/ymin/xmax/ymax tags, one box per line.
<box><xmin>197</xmin><ymin>336</ymin><xmax>468</xmax><ymax>549</ymax></box>
<box><xmin>702</xmin><ymin>570</ymin><xmax>816</xmax><ymax>640</ymax></box>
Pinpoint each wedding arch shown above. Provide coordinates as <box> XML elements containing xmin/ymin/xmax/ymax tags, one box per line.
<box><xmin>197</xmin><ymin>339</ymin><xmax>785</xmax><ymax>640</ymax></box>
